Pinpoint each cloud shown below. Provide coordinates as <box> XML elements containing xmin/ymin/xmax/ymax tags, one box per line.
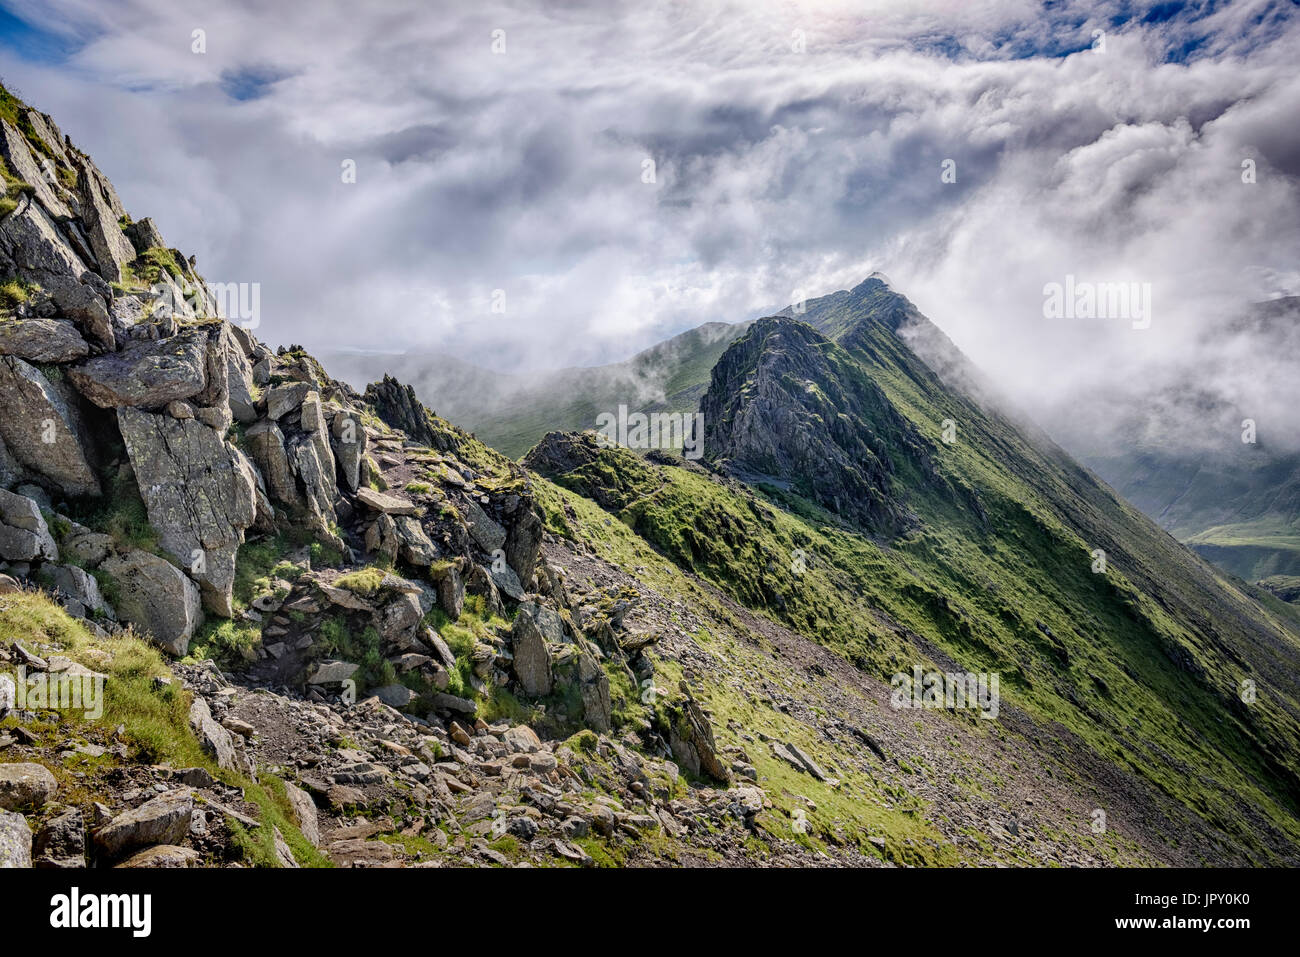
<box><xmin>0</xmin><ymin>0</ymin><xmax>1296</xmax><ymax>449</ymax></box>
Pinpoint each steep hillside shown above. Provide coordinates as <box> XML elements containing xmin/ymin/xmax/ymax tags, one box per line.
<box><xmin>528</xmin><ymin>294</ymin><xmax>1300</xmax><ymax>864</ymax></box>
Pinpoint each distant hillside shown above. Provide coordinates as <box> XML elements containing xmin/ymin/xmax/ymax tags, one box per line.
<box><xmin>321</xmin><ymin>320</ymin><xmax>751</xmax><ymax>459</ymax></box>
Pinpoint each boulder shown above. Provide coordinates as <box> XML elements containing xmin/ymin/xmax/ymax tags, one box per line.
<box><xmin>188</xmin><ymin>697</ymin><xmax>246</xmax><ymax>774</ymax></box>
<box><xmin>116</xmin><ymin>844</ymin><xmax>199</xmax><ymax>868</ymax></box>
<box><xmin>245</xmin><ymin>419</ymin><xmax>297</xmax><ymax>505</ymax></box>
<box><xmin>329</xmin><ymin>409</ymin><xmax>366</xmax><ymax>492</ymax></box>
<box><xmin>74</xmin><ymin>155</ymin><xmax>137</xmax><ymax>282</ymax></box>
<box><xmin>99</xmin><ymin>550</ymin><xmax>203</xmax><ymax>655</ymax></box>
<box><xmin>380</xmin><ymin>592</ymin><xmax>423</xmax><ymax>644</ymax></box>
<box><xmin>0</xmin><ymin>356</ymin><xmax>99</xmax><ymax>497</ymax></box>
<box><xmin>504</xmin><ymin>507</ymin><xmax>542</xmax><ymax>590</ymax></box>
<box><xmin>93</xmin><ymin>789</ymin><xmax>193</xmax><ymax>859</ymax></box>
<box><xmin>284</xmin><ymin>781</ymin><xmax>319</xmax><ymax>848</ymax></box>
<box><xmin>463</xmin><ymin>499</ymin><xmax>507</xmax><ymax>553</ymax></box>
<box><xmin>0</xmin><ymin>317</ymin><xmax>89</xmax><ymax>362</ymax></box>
<box><xmin>665</xmin><ymin>687</ymin><xmax>730</xmax><ymax>784</ymax></box>
<box><xmin>288</xmin><ymin>434</ymin><xmax>337</xmax><ymax>530</ymax></box>
<box><xmin>355</xmin><ymin>487</ymin><xmax>418</xmax><ymax>516</ymax></box>
<box><xmin>394</xmin><ymin>515</ymin><xmax>437</xmax><ymax>565</ymax></box>
<box><xmin>117</xmin><ymin>406</ymin><xmax>257</xmax><ymax>616</ymax></box>
<box><xmin>372</xmin><ymin>684</ymin><xmax>418</xmax><ymax>709</ymax></box>
<box><xmin>0</xmin><ymin>194</ymin><xmax>92</xmax><ymax>298</ymax></box>
<box><xmin>33</xmin><ymin>806</ymin><xmax>85</xmax><ymax>868</ymax></box>
<box><xmin>0</xmin><ymin>762</ymin><xmax>58</xmax><ymax>811</ymax></box>
<box><xmin>265</xmin><ymin>381</ymin><xmax>312</xmax><ymax>420</ymax></box>
<box><xmin>510</xmin><ymin>612</ymin><xmax>553</xmax><ymax>696</ymax></box>
<box><xmin>576</xmin><ymin>650</ymin><xmax>612</xmax><ymax>733</ymax></box>
<box><xmin>0</xmin><ymin>488</ymin><xmax>58</xmax><ymax>562</ymax></box>
<box><xmin>490</xmin><ymin>560</ymin><xmax>526</xmax><ymax>602</ymax></box>
<box><xmin>0</xmin><ymin>809</ymin><xmax>31</xmax><ymax>868</ymax></box>
<box><xmin>0</xmin><ymin>674</ymin><xmax>13</xmax><ymax>719</ymax></box>
<box><xmin>48</xmin><ymin>563</ymin><xmax>110</xmax><ymax>618</ymax></box>
<box><xmin>431</xmin><ymin>562</ymin><xmax>465</xmax><ymax>619</ymax></box>
<box><xmin>67</xmin><ymin>327</ymin><xmax>208</xmax><ymax>408</ymax></box>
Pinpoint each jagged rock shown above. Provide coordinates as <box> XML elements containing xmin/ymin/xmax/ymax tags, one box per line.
<box><xmin>289</xmin><ymin>433</ymin><xmax>337</xmax><ymax>530</ymax></box>
<box><xmin>117</xmin><ymin>844</ymin><xmax>199</xmax><ymax>868</ymax></box>
<box><xmin>23</xmin><ymin>110</ymin><xmax>70</xmax><ymax>167</ymax></box>
<box><xmin>364</xmin><ymin>374</ymin><xmax>447</xmax><ymax>450</ymax></box>
<box><xmin>0</xmin><ymin>356</ymin><xmax>99</xmax><ymax>497</ymax></box>
<box><xmin>516</xmin><ymin>601</ymin><xmax>567</xmax><ymax>644</ymax></box>
<box><xmin>0</xmin><ymin>762</ymin><xmax>58</xmax><ymax>810</ymax></box>
<box><xmin>0</xmin><ymin>193</ymin><xmax>92</xmax><ymax>297</ymax></box>
<box><xmin>61</xmin><ymin>529</ymin><xmax>113</xmax><ymax>567</ymax></box>
<box><xmin>307</xmin><ymin>660</ymin><xmax>359</xmax><ymax>685</ymax></box>
<box><xmin>372</xmin><ymin>684</ymin><xmax>418</xmax><ymax>709</ymax></box>
<box><xmin>245</xmin><ymin>419</ymin><xmax>297</xmax><ymax>505</ymax></box>
<box><xmin>68</xmin><ymin>327</ymin><xmax>208</xmax><ymax>408</ymax></box>
<box><xmin>100</xmin><ymin>550</ymin><xmax>203</xmax><ymax>655</ymax></box>
<box><xmin>48</xmin><ymin>563</ymin><xmax>110</xmax><ymax>618</ymax></box>
<box><xmin>430</xmin><ymin>562</ymin><xmax>464</xmax><ymax>619</ymax></box>
<box><xmin>33</xmin><ymin>806</ymin><xmax>85</xmax><ymax>868</ymax></box>
<box><xmin>329</xmin><ymin>409</ymin><xmax>366</xmax><ymax>492</ymax></box>
<box><xmin>122</xmin><ymin>216</ymin><xmax>167</xmax><ymax>255</ymax></box>
<box><xmin>490</xmin><ymin>560</ymin><xmax>526</xmax><ymax>601</ymax></box>
<box><xmin>394</xmin><ymin>515</ymin><xmax>437</xmax><ymax>565</ymax></box>
<box><xmin>0</xmin><ymin>317</ymin><xmax>89</xmax><ymax>362</ymax></box>
<box><xmin>463</xmin><ymin>499</ymin><xmax>507</xmax><ymax>553</ymax></box>
<box><xmin>317</xmin><ymin>582</ymin><xmax>374</xmax><ymax>613</ymax></box>
<box><xmin>93</xmin><ymin>789</ymin><xmax>194</xmax><ymax>859</ymax></box>
<box><xmin>52</xmin><ymin>281</ymin><xmax>115</xmax><ymax>350</ymax></box>
<box><xmin>355</xmin><ymin>487</ymin><xmax>418</xmax><ymax>516</ymax></box>
<box><xmin>664</xmin><ymin>687</ymin><xmax>729</xmax><ymax>784</ymax></box>
<box><xmin>380</xmin><ymin>592</ymin><xmax>423</xmax><ymax>644</ymax></box>
<box><xmin>0</xmin><ymin>120</ymin><xmax>72</xmax><ymax>219</ymax></box>
<box><xmin>0</xmin><ymin>809</ymin><xmax>32</xmax><ymax>868</ymax></box>
<box><xmin>0</xmin><ymin>488</ymin><xmax>58</xmax><ymax>562</ymax></box>
<box><xmin>364</xmin><ymin>512</ymin><xmax>399</xmax><ymax>562</ymax></box>
<box><xmin>771</xmin><ymin>741</ymin><xmax>829</xmax><ymax>781</ymax></box>
<box><xmin>510</xmin><ymin>612</ymin><xmax>553</xmax><ymax>696</ymax></box>
<box><xmin>265</xmin><ymin>381</ymin><xmax>313</xmax><ymax>420</ymax></box>
<box><xmin>284</xmin><ymin>781</ymin><xmax>319</xmax><ymax>847</ymax></box>
<box><xmin>466</xmin><ymin>563</ymin><xmax>504</xmax><ymax>617</ymax></box>
<box><xmin>117</xmin><ymin>407</ymin><xmax>256</xmax><ymax>616</ymax></box>
<box><xmin>504</xmin><ymin>507</ymin><xmax>543</xmax><ymax>590</ymax></box>
<box><xmin>74</xmin><ymin>155</ymin><xmax>137</xmax><ymax>282</ymax></box>
<box><xmin>188</xmin><ymin>697</ymin><xmax>246</xmax><ymax>774</ymax></box>
<box><xmin>273</xmin><ymin>826</ymin><xmax>299</xmax><ymax>868</ymax></box>
<box><xmin>0</xmin><ymin>674</ymin><xmax>13</xmax><ymax>719</ymax></box>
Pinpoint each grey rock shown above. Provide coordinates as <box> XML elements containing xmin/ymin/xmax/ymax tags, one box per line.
<box><xmin>48</xmin><ymin>563</ymin><xmax>110</xmax><ymax>618</ymax></box>
<box><xmin>117</xmin><ymin>406</ymin><xmax>256</xmax><ymax>616</ymax></box>
<box><xmin>0</xmin><ymin>119</ymin><xmax>72</xmax><ymax>219</ymax></box>
<box><xmin>307</xmin><ymin>660</ymin><xmax>359</xmax><ymax>685</ymax></box>
<box><xmin>265</xmin><ymin>381</ymin><xmax>312</xmax><ymax>420</ymax></box>
<box><xmin>68</xmin><ymin>327</ymin><xmax>208</xmax><ymax>408</ymax></box>
<box><xmin>329</xmin><ymin>409</ymin><xmax>366</xmax><ymax>492</ymax></box>
<box><xmin>99</xmin><ymin>550</ymin><xmax>203</xmax><ymax>655</ymax></box>
<box><xmin>33</xmin><ymin>805</ymin><xmax>84</xmax><ymax>868</ymax></box>
<box><xmin>93</xmin><ymin>789</ymin><xmax>193</xmax><ymax>859</ymax></box>
<box><xmin>463</xmin><ymin>499</ymin><xmax>506</xmax><ymax>553</ymax></box>
<box><xmin>74</xmin><ymin>155</ymin><xmax>137</xmax><ymax>282</ymax></box>
<box><xmin>0</xmin><ymin>762</ymin><xmax>59</xmax><ymax>811</ymax></box>
<box><xmin>0</xmin><ymin>317</ymin><xmax>89</xmax><ymax>362</ymax></box>
<box><xmin>0</xmin><ymin>809</ymin><xmax>31</xmax><ymax>868</ymax></box>
<box><xmin>188</xmin><ymin>697</ymin><xmax>245</xmax><ymax>774</ymax></box>
<box><xmin>245</xmin><ymin>419</ymin><xmax>297</xmax><ymax>505</ymax></box>
<box><xmin>0</xmin><ymin>488</ymin><xmax>58</xmax><ymax>562</ymax></box>
<box><xmin>510</xmin><ymin>612</ymin><xmax>553</xmax><ymax>696</ymax></box>
<box><xmin>0</xmin><ymin>356</ymin><xmax>99</xmax><ymax>497</ymax></box>
<box><xmin>372</xmin><ymin>684</ymin><xmax>418</xmax><ymax>709</ymax></box>
<box><xmin>116</xmin><ymin>844</ymin><xmax>199</xmax><ymax>868</ymax></box>
<box><xmin>284</xmin><ymin>781</ymin><xmax>319</xmax><ymax>848</ymax></box>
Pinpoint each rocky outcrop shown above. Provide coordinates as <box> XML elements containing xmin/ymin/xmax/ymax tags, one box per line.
<box><xmin>99</xmin><ymin>550</ymin><xmax>203</xmax><ymax>655</ymax></box>
<box><xmin>68</xmin><ymin>327</ymin><xmax>208</xmax><ymax>409</ymax></box>
<box><xmin>92</xmin><ymin>789</ymin><xmax>194</xmax><ymax>860</ymax></box>
<box><xmin>0</xmin><ymin>356</ymin><xmax>99</xmax><ymax>497</ymax></box>
<box><xmin>364</xmin><ymin>375</ymin><xmax>451</xmax><ymax>451</ymax></box>
<box><xmin>0</xmin><ymin>488</ymin><xmax>58</xmax><ymax>562</ymax></box>
<box><xmin>117</xmin><ymin>406</ymin><xmax>257</xmax><ymax>615</ymax></box>
<box><xmin>0</xmin><ymin>317</ymin><xmax>89</xmax><ymax>362</ymax></box>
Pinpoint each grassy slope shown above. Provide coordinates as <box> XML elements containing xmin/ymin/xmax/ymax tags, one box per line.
<box><xmin>532</xmin><ymin>306</ymin><xmax>1300</xmax><ymax>862</ymax></box>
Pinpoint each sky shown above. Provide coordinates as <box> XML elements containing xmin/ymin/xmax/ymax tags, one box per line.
<box><xmin>1</xmin><ymin>0</ymin><xmax>1298</xmax><ymax>452</ymax></box>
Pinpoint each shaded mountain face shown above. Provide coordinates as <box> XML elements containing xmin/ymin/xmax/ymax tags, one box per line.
<box><xmin>700</xmin><ymin>316</ymin><xmax>940</xmax><ymax>534</ymax></box>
